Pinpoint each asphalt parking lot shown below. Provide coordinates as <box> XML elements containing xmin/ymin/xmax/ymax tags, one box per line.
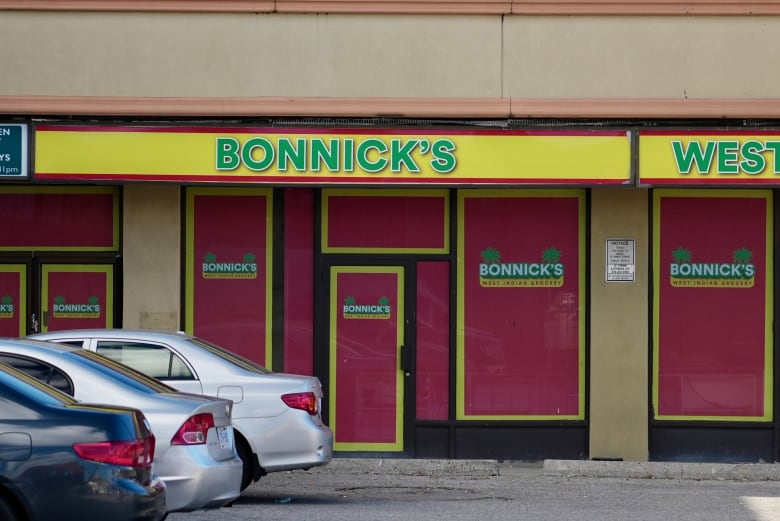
<box><xmin>167</xmin><ymin>459</ymin><xmax>780</xmax><ymax>521</ymax></box>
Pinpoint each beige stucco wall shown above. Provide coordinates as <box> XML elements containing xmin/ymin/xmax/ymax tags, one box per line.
<box><xmin>503</xmin><ymin>16</ymin><xmax>780</xmax><ymax>98</ymax></box>
<box><xmin>589</xmin><ymin>188</ymin><xmax>649</xmax><ymax>461</ymax></box>
<box><xmin>122</xmin><ymin>184</ymin><xmax>181</xmax><ymax>331</ymax></box>
<box><xmin>0</xmin><ymin>13</ymin><xmax>502</xmax><ymax>98</ymax></box>
<box><xmin>2</xmin><ymin>12</ymin><xmax>780</xmax><ymax>99</ymax></box>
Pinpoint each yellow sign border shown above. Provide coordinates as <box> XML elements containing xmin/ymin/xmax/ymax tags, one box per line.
<box><xmin>640</xmin><ymin>132</ymin><xmax>780</xmax><ymax>185</ymax></box>
<box><xmin>35</xmin><ymin>126</ymin><xmax>632</xmax><ymax>186</ymax></box>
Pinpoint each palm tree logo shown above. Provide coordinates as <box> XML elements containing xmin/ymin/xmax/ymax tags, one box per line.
<box><xmin>542</xmin><ymin>247</ymin><xmax>562</xmax><ymax>264</ymax></box>
<box><xmin>481</xmin><ymin>247</ymin><xmax>501</xmax><ymax>264</ymax></box>
<box><xmin>378</xmin><ymin>296</ymin><xmax>389</xmax><ymax>306</ymax></box>
<box><xmin>733</xmin><ymin>247</ymin><xmax>752</xmax><ymax>264</ymax></box>
<box><xmin>204</xmin><ymin>252</ymin><xmax>217</xmax><ymax>263</ymax></box>
<box><xmin>672</xmin><ymin>247</ymin><xmax>692</xmax><ymax>264</ymax></box>
<box><xmin>243</xmin><ymin>253</ymin><xmax>256</xmax><ymax>263</ymax></box>
<box><xmin>344</xmin><ymin>296</ymin><xmax>356</xmax><ymax>306</ymax></box>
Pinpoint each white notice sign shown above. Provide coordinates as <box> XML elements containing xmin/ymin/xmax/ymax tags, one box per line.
<box><xmin>606</xmin><ymin>239</ymin><xmax>635</xmax><ymax>282</ymax></box>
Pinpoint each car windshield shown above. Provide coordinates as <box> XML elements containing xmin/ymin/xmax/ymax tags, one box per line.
<box><xmin>69</xmin><ymin>350</ymin><xmax>179</xmax><ymax>393</ymax></box>
<box><xmin>190</xmin><ymin>337</ymin><xmax>272</xmax><ymax>375</ymax></box>
<box><xmin>0</xmin><ymin>362</ymin><xmax>77</xmax><ymax>406</ymax></box>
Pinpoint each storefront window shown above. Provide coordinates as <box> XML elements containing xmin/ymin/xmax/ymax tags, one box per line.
<box><xmin>322</xmin><ymin>189</ymin><xmax>449</xmax><ymax>253</ymax></box>
<box><xmin>0</xmin><ymin>186</ymin><xmax>118</xmax><ymax>251</ymax></box>
<box><xmin>653</xmin><ymin>189</ymin><xmax>772</xmax><ymax>420</ymax></box>
<box><xmin>456</xmin><ymin>189</ymin><xmax>585</xmax><ymax>420</ymax></box>
<box><xmin>185</xmin><ymin>187</ymin><xmax>272</xmax><ymax>368</ymax></box>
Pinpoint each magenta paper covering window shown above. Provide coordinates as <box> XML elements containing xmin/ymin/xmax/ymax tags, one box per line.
<box><xmin>323</xmin><ymin>190</ymin><xmax>448</xmax><ymax>253</ymax></box>
<box><xmin>0</xmin><ymin>189</ymin><xmax>117</xmax><ymax>250</ymax></box>
<box><xmin>43</xmin><ymin>267</ymin><xmax>112</xmax><ymax>331</ymax></box>
<box><xmin>284</xmin><ymin>188</ymin><xmax>315</xmax><ymax>376</ymax></box>
<box><xmin>457</xmin><ymin>190</ymin><xmax>585</xmax><ymax>420</ymax></box>
<box><xmin>654</xmin><ymin>190</ymin><xmax>772</xmax><ymax>420</ymax></box>
<box><xmin>187</xmin><ymin>189</ymin><xmax>271</xmax><ymax>368</ymax></box>
<box><xmin>416</xmin><ymin>261</ymin><xmax>450</xmax><ymax>420</ymax></box>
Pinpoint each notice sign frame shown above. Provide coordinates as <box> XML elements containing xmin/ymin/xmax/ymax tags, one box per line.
<box><xmin>606</xmin><ymin>238</ymin><xmax>635</xmax><ymax>282</ymax></box>
<box><xmin>0</xmin><ymin>123</ymin><xmax>28</xmax><ymax>179</ymax></box>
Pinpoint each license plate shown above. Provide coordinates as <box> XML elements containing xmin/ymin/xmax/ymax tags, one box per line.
<box><xmin>217</xmin><ymin>426</ymin><xmax>232</xmax><ymax>450</ymax></box>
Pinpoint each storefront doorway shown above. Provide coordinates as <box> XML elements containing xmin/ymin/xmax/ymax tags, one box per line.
<box><xmin>0</xmin><ymin>259</ymin><xmax>118</xmax><ymax>336</ymax></box>
<box><xmin>325</xmin><ymin>263</ymin><xmax>414</xmax><ymax>454</ymax></box>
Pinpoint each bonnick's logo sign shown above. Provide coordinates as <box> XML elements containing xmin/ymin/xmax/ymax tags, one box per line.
<box><xmin>669</xmin><ymin>246</ymin><xmax>755</xmax><ymax>287</ymax></box>
<box><xmin>216</xmin><ymin>135</ymin><xmax>458</xmax><ymax>175</ymax></box>
<box><xmin>202</xmin><ymin>252</ymin><xmax>258</xmax><ymax>279</ymax></box>
<box><xmin>0</xmin><ymin>295</ymin><xmax>14</xmax><ymax>318</ymax></box>
<box><xmin>343</xmin><ymin>296</ymin><xmax>391</xmax><ymax>319</ymax></box>
<box><xmin>479</xmin><ymin>247</ymin><xmax>565</xmax><ymax>287</ymax></box>
<box><xmin>52</xmin><ymin>296</ymin><xmax>101</xmax><ymax>318</ymax></box>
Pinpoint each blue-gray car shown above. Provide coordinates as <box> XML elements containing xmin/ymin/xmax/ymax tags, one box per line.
<box><xmin>0</xmin><ymin>361</ymin><xmax>167</xmax><ymax>521</ymax></box>
<box><xmin>0</xmin><ymin>338</ymin><xmax>242</xmax><ymax>513</ymax></box>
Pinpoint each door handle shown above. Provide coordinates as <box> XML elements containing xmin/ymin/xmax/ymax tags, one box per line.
<box><xmin>399</xmin><ymin>345</ymin><xmax>411</xmax><ymax>373</ymax></box>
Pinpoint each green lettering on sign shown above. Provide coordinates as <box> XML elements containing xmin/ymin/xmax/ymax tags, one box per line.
<box><xmin>672</xmin><ymin>139</ymin><xmax>780</xmax><ymax>176</ymax></box>
<box><xmin>672</xmin><ymin>140</ymin><xmax>716</xmax><ymax>174</ymax></box>
<box><xmin>214</xmin><ymin>135</ymin><xmax>458</xmax><ymax>176</ymax></box>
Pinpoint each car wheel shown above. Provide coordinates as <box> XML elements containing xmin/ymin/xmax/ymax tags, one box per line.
<box><xmin>0</xmin><ymin>496</ymin><xmax>20</xmax><ymax>521</ymax></box>
<box><xmin>236</xmin><ymin>439</ymin><xmax>254</xmax><ymax>491</ymax></box>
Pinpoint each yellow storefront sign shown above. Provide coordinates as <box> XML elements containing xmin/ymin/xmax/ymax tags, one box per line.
<box><xmin>640</xmin><ymin>131</ymin><xmax>780</xmax><ymax>185</ymax></box>
<box><xmin>35</xmin><ymin>126</ymin><xmax>632</xmax><ymax>185</ymax></box>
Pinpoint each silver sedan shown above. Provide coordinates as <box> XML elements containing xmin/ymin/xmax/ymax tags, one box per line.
<box><xmin>31</xmin><ymin>329</ymin><xmax>334</xmax><ymax>490</ymax></box>
<box><xmin>0</xmin><ymin>338</ymin><xmax>243</xmax><ymax>513</ymax></box>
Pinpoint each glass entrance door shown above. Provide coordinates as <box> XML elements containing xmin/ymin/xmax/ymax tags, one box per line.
<box><xmin>328</xmin><ymin>265</ymin><xmax>408</xmax><ymax>452</ymax></box>
<box><xmin>0</xmin><ymin>261</ymin><xmax>116</xmax><ymax>335</ymax></box>
<box><xmin>39</xmin><ymin>263</ymin><xmax>115</xmax><ymax>332</ymax></box>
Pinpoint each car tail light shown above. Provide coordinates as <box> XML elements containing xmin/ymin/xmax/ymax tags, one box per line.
<box><xmin>171</xmin><ymin>413</ymin><xmax>215</xmax><ymax>445</ymax></box>
<box><xmin>73</xmin><ymin>435</ymin><xmax>155</xmax><ymax>469</ymax></box>
<box><xmin>282</xmin><ymin>392</ymin><xmax>318</xmax><ymax>415</ymax></box>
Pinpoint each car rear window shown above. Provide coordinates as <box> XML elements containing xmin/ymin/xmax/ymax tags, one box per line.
<box><xmin>190</xmin><ymin>338</ymin><xmax>272</xmax><ymax>375</ymax></box>
<box><xmin>0</xmin><ymin>363</ymin><xmax>76</xmax><ymax>406</ymax></box>
<box><xmin>69</xmin><ymin>350</ymin><xmax>179</xmax><ymax>393</ymax></box>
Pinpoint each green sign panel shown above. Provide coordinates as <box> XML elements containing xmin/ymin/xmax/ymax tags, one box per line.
<box><xmin>0</xmin><ymin>124</ymin><xmax>28</xmax><ymax>178</ymax></box>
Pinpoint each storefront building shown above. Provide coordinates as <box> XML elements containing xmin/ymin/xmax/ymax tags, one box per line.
<box><xmin>2</xmin><ymin>0</ymin><xmax>780</xmax><ymax>463</ymax></box>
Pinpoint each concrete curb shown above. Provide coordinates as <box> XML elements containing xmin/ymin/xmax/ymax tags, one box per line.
<box><xmin>316</xmin><ymin>458</ymin><xmax>499</xmax><ymax>477</ymax></box>
<box><xmin>543</xmin><ymin>459</ymin><xmax>780</xmax><ymax>481</ymax></box>
<box><xmin>316</xmin><ymin>458</ymin><xmax>780</xmax><ymax>481</ymax></box>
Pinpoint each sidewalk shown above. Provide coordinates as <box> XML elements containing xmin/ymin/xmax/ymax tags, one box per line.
<box><xmin>321</xmin><ymin>457</ymin><xmax>780</xmax><ymax>481</ymax></box>
<box><xmin>543</xmin><ymin>459</ymin><xmax>780</xmax><ymax>481</ymax></box>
